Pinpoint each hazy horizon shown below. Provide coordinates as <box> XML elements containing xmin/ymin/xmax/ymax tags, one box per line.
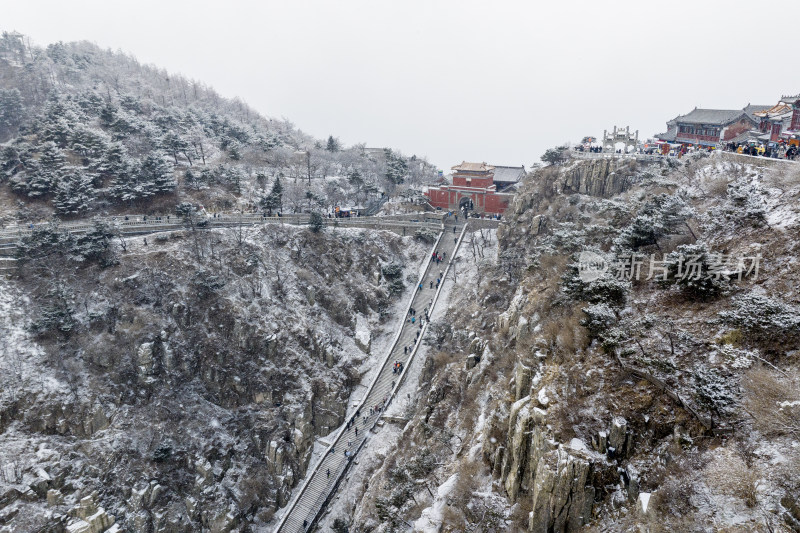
<box><xmin>5</xmin><ymin>0</ymin><xmax>798</xmax><ymax>170</ymax></box>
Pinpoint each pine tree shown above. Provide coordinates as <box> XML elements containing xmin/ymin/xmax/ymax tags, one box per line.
<box><xmin>384</xmin><ymin>149</ymin><xmax>408</xmax><ymax>185</ymax></box>
<box><xmin>348</xmin><ymin>169</ymin><xmax>365</xmax><ymax>200</ymax></box>
<box><xmin>99</xmin><ymin>101</ymin><xmax>117</xmax><ymax>128</ymax></box>
<box><xmin>74</xmin><ymin>219</ymin><xmax>118</xmax><ymax>267</ymax></box>
<box><xmin>309</xmin><ymin>211</ymin><xmax>325</xmax><ymax>233</ymax></box>
<box><xmin>223</xmin><ymin>166</ymin><xmax>244</xmax><ymax>194</ymax></box>
<box><xmin>269</xmin><ymin>176</ymin><xmax>283</xmax><ymax>211</ymax></box>
<box><xmin>541</xmin><ymin>146</ymin><xmax>570</xmax><ymax>166</ymax></box>
<box><xmin>26</xmin><ymin>142</ymin><xmax>65</xmax><ymax>197</ymax></box>
<box><xmin>161</xmin><ymin>130</ymin><xmax>191</xmax><ymax>165</ymax></box>
<box><xmin>1</xmin><ymin>144</ymin><xmax>31</xmax><ymax>180</ymax></box>
<box><xmin>0</xmin><ymin>88</ymin><xmax>24</xmax><ymax>139</ymax></box>
<box><xmin>39</xmin><ymin>141</ymin><xmax>66</xmax><ymax>171</ymax></box>
<box><xmin>326</xmin><ymin>135</ymin><xmax>340</xmax><ymax>152</ymax></box>
<box><xmin>184</xmin><ymin>169</ymin><xmax>201</xmax><ymax>190</ymax></box>
<box><xmin>141</xmin><ymin>152</ymin><xmax>176</xmax><ymax>194</ymax></box>
<box><xmin>94</xmin><ymin>141</ymin><xmax>129</xmax><ymax>179</ymax></box>
<box><xmin>53</xmin><ymin>168</ymin><xmax>94</xmax><ymax>216</ymax></box>
<box><xmin>259</xmin><ymin>176</ymin><xmax>284</xmax><ymax>215</ymax></box>
<box><xmin>112</xmin><ymin>170</ymin><xmax>146</xmax><ymax>204</ymax></box>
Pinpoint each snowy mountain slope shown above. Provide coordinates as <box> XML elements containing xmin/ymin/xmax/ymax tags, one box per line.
<box><xmin>0</xmin><ymin>214</ymin><xmax>431</xmax><ymax>532</ymax></box>
<box><xmin>335</xmin><ymin>154</ymin><xmax>800</xmax><ymax>533</ymax></box>
<box><xmin>0</xmin><ymin>31</ymin><xmax>438</xmax><ymax>225</ymax></box>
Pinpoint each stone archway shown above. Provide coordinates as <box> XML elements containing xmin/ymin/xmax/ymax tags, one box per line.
<box><xmin>458</xmin><ymin>196</ymin><xmax>474</xmax><ymax>213</ymax></box>
<box><xmin>602</xmin><ymin>126</ymin><xmax>639</xmax><ymax>153</ymax></box>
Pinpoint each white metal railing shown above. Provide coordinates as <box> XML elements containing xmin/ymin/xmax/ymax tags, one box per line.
<box><xmin>570</xmin><ymin>151</ymin><xmax>666</xmax><ymax>162</ymax></box>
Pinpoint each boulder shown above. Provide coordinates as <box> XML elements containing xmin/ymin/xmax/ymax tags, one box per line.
<box><xmin>136</xmin><ymin>342</ymin><xmax>155</xmax><ymax>376</ymax></box>
<box><xmin>608</xmin><ymin>416</ymin><xmax>630</xmax><ymax>458</ymax></box>
<box><xmin>47</xmin><ymin>488</ymin><xmax>64</xmax><ymax>507</ymax></box>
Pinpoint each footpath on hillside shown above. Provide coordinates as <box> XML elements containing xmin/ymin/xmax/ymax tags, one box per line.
<box><xmin>275</xmin><ymin>216</ymin><xmax>466</xmax><ymax>533</ymax></box>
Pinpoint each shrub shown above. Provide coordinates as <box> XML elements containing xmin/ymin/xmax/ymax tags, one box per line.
<box><xmin>32</xmin><ymin>281</ymin><xmax>76</xmax><ymax>336</ymax></box>
<box><xmin>613</xmin><ymin>193</ymin><xmax>693</xmax><ymax>251</ymax></box>
<box><xmin>581</xmin><ymin>303</ymin><xmax>617</xmax><ymax>337</ymax></box>
<box><xmin>192</xmin><ymin>269</ymin><xmax>226</xmax><ymax>299</ymax></box>
<box><xmin>562</xmin><ymin>256</ymin><xmax>630</xmax><ymax>308</ymax></box>
<box><xmin>309</xmin><ymin>211</ymin><xmax>325</xmax><ymax>233</ymax></box>
<box><xmin>331</xmin><ymin>518</ymin><xmax>350</xmax><ymax>533</ymax></box>
<box><xmin>663</xmin><ymin>242</ymin><xmax>729</xmax><ymax>300</ymax></box>
<box><xmin>726</xmin><ymin>178</ymin><xmax>767</xmax><ymax>224</ymax></box>
<box><xmin>704</xmin><ymin>447</ymin><xmax>761</xmax><ymax>508</ymax></box>
<box><xmin>693</xmin><ymin>364</ymin><xmax>737</xmax><ymax>416</ymax></box>
<box><xmin>382</xmin><ymin>262</ymin><xmax>405</xmax><ymax>295</ymax></box>
<box><xmin>413</xmin><ymin>228</ymin><xmax>437</xmax><ymax>243</ymax></box>
<box><xmin>719</xmin><ymin>292</ymin><xmax>800</xmax><ymax>349</ymax></box>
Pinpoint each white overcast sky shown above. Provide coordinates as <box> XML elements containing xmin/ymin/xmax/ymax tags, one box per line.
<box><xmin>5</xmin><ymin>0</ymin><xmax>798</xmax><ymax>169</ymax></box>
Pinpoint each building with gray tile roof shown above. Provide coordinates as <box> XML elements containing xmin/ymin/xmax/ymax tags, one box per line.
<box><xmin>491</xmin><ymin>165</ymin><xmax>525</xmax><ymax>191</ymax></box>
<box><xmin>656</xmin><ymin>107</ymin><xmax>757</xmax><ymax>146</ymax></box>
<box><xmin>743</xmin><ymin>104</ymin><xmax>773</xmax><ymax>121</ymax></box>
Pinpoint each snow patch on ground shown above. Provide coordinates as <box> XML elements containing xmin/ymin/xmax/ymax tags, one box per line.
<box><xmin>0</xmin><ymin>280</ymin><xmax>67</xmax><ymax>401</ymax></box>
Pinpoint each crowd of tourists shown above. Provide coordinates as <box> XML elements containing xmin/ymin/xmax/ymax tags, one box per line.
<box><xmin>722</xmin><ymin>142</ymin><xmax>798</xmax><ymax>160</ymax></box>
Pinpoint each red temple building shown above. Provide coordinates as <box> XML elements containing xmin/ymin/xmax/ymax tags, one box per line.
<box><xmin>656</xmin><ymin>107</ymin><xmax>763</xmax><ymax>147</ymax></box>
<box><xmin>425</xmin><ymin>162</ymin><xmax>521</xmax><ymax>216</ymax></box>
<box><xmin>752</xmin><ymin>95</ymin><xmax>800</xmax><ymax>145</ymax></box>
<box><xmin>656</xmin><ymin>96</ymin><xmax>800</xmax><ymax>148</ymax></box>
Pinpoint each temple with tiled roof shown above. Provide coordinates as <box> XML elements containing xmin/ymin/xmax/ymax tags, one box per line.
<box><xmin>656</xmin><ymin>107</ymin><xmax>760</xmax><ymax>146</ymax></box>
<box><xmin>425</xmin><ymin>161</ymin><xmax>521</xmax><ymax>215</ymax></box>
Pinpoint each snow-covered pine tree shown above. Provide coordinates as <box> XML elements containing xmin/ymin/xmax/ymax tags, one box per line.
<box><xmin>384</xmin><ymin>149</ymin><xmax>408</xmax><ymax>185</ymax></box>
<box><xmin>25</xmin><ymin>141</ymin><xmax>65</xmax><ymax>197</ymax></box>
<box><xmin>0</xmin><ymin>88</ymin><xmax>24</xmax><ymax>140</ymax></box>
<box><xmin>53</xmin><ymin>168</ymin><xmax>94</xmax><ymax>216</ymax></box>
<box><xmin>141</xmin><ymin>152</ymin><xmax>176</xmax><ymax>194</ymax></box>
<box><xmin>73</xmin><ymin>219</ymin><xmax>119</xmax><ymax>267</ymax></box>
<box><xmin>326</xmin><ymin>135</ymin><xmax>340</xmax><ymax>152</ymax></box>
<box><xmin>93</xmin><ymin>141</ymin><xmax>130</xmax><ymax>180</ymax></box>
<box><xmin>99</xmin><ymin>101</ymin><xmax>118</xmax><ymax>129</ymax></box>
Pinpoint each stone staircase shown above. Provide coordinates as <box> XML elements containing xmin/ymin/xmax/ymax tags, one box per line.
<box><xmin>274</xmin><ymin>219</ymin><xmax>468</xmax><ymax>532</ymax></box>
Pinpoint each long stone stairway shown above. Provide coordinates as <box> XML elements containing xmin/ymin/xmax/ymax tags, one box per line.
<box><xmin>274</xmin><ymin>218</ymin><xmax>468</xmax><ymax>533</ymax></box>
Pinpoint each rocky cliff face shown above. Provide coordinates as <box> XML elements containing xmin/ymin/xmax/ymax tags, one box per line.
<box><xmin>339</xmin><ymin>155</ymin><xmax>800</xmax><ymax>533</ymax></box>
<box><xmin>0</xmin><ymin>224</ymin><xmax>428</xmax><ymax>532</ymax></box>
<box><xmin>560</xmin><ymin>158</ymin><xmax>638</xmax><ymax>197</ymax></box>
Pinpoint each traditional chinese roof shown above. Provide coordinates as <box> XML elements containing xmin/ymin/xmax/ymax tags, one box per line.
<box><xmin>451</xmin><ymin>162</ymin><xmax>494</xmax><ymax>172</ymax></box>
<box><xmin>742</xmin><ymin>104</ymin><xmax>772</xmax><ymax>120</ymax></box>
<box><xmin>491</xmin><ymin>165</ymin><xmax>525</xmax><ymax>184</ymax></box>
<box><xmin>656</xmin><ymin>130</ymin><xmax>676</xmax><ymax>142</ymax></box>
<box><xmin>754</xmin><ymin>103</ymin><xmax>793</xmax><ymax>119</ymax></box>
<box><xmin>675</xmin><ymin>108</ymin><xmax>751</xmax><ymax>126</ymax></box>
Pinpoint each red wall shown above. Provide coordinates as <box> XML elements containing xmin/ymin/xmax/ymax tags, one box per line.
<box><xmin>771</xmin><ymin>122</ymin><xmax>782</xmax><ymax>142</ymax></box>
<box><xmin>722</xmin><ymin>119</ymin><xmax>754</xmax><ymax>141</ymax></box>
<box><xmin>426</xmin><ymin>187</ymin><xmax>511</xmax><ymax>214</ymax></box>
<box><xmin>453</xmin><ymin>175</ymin><xmax>494</xmax><ymax>188</ymax></box>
